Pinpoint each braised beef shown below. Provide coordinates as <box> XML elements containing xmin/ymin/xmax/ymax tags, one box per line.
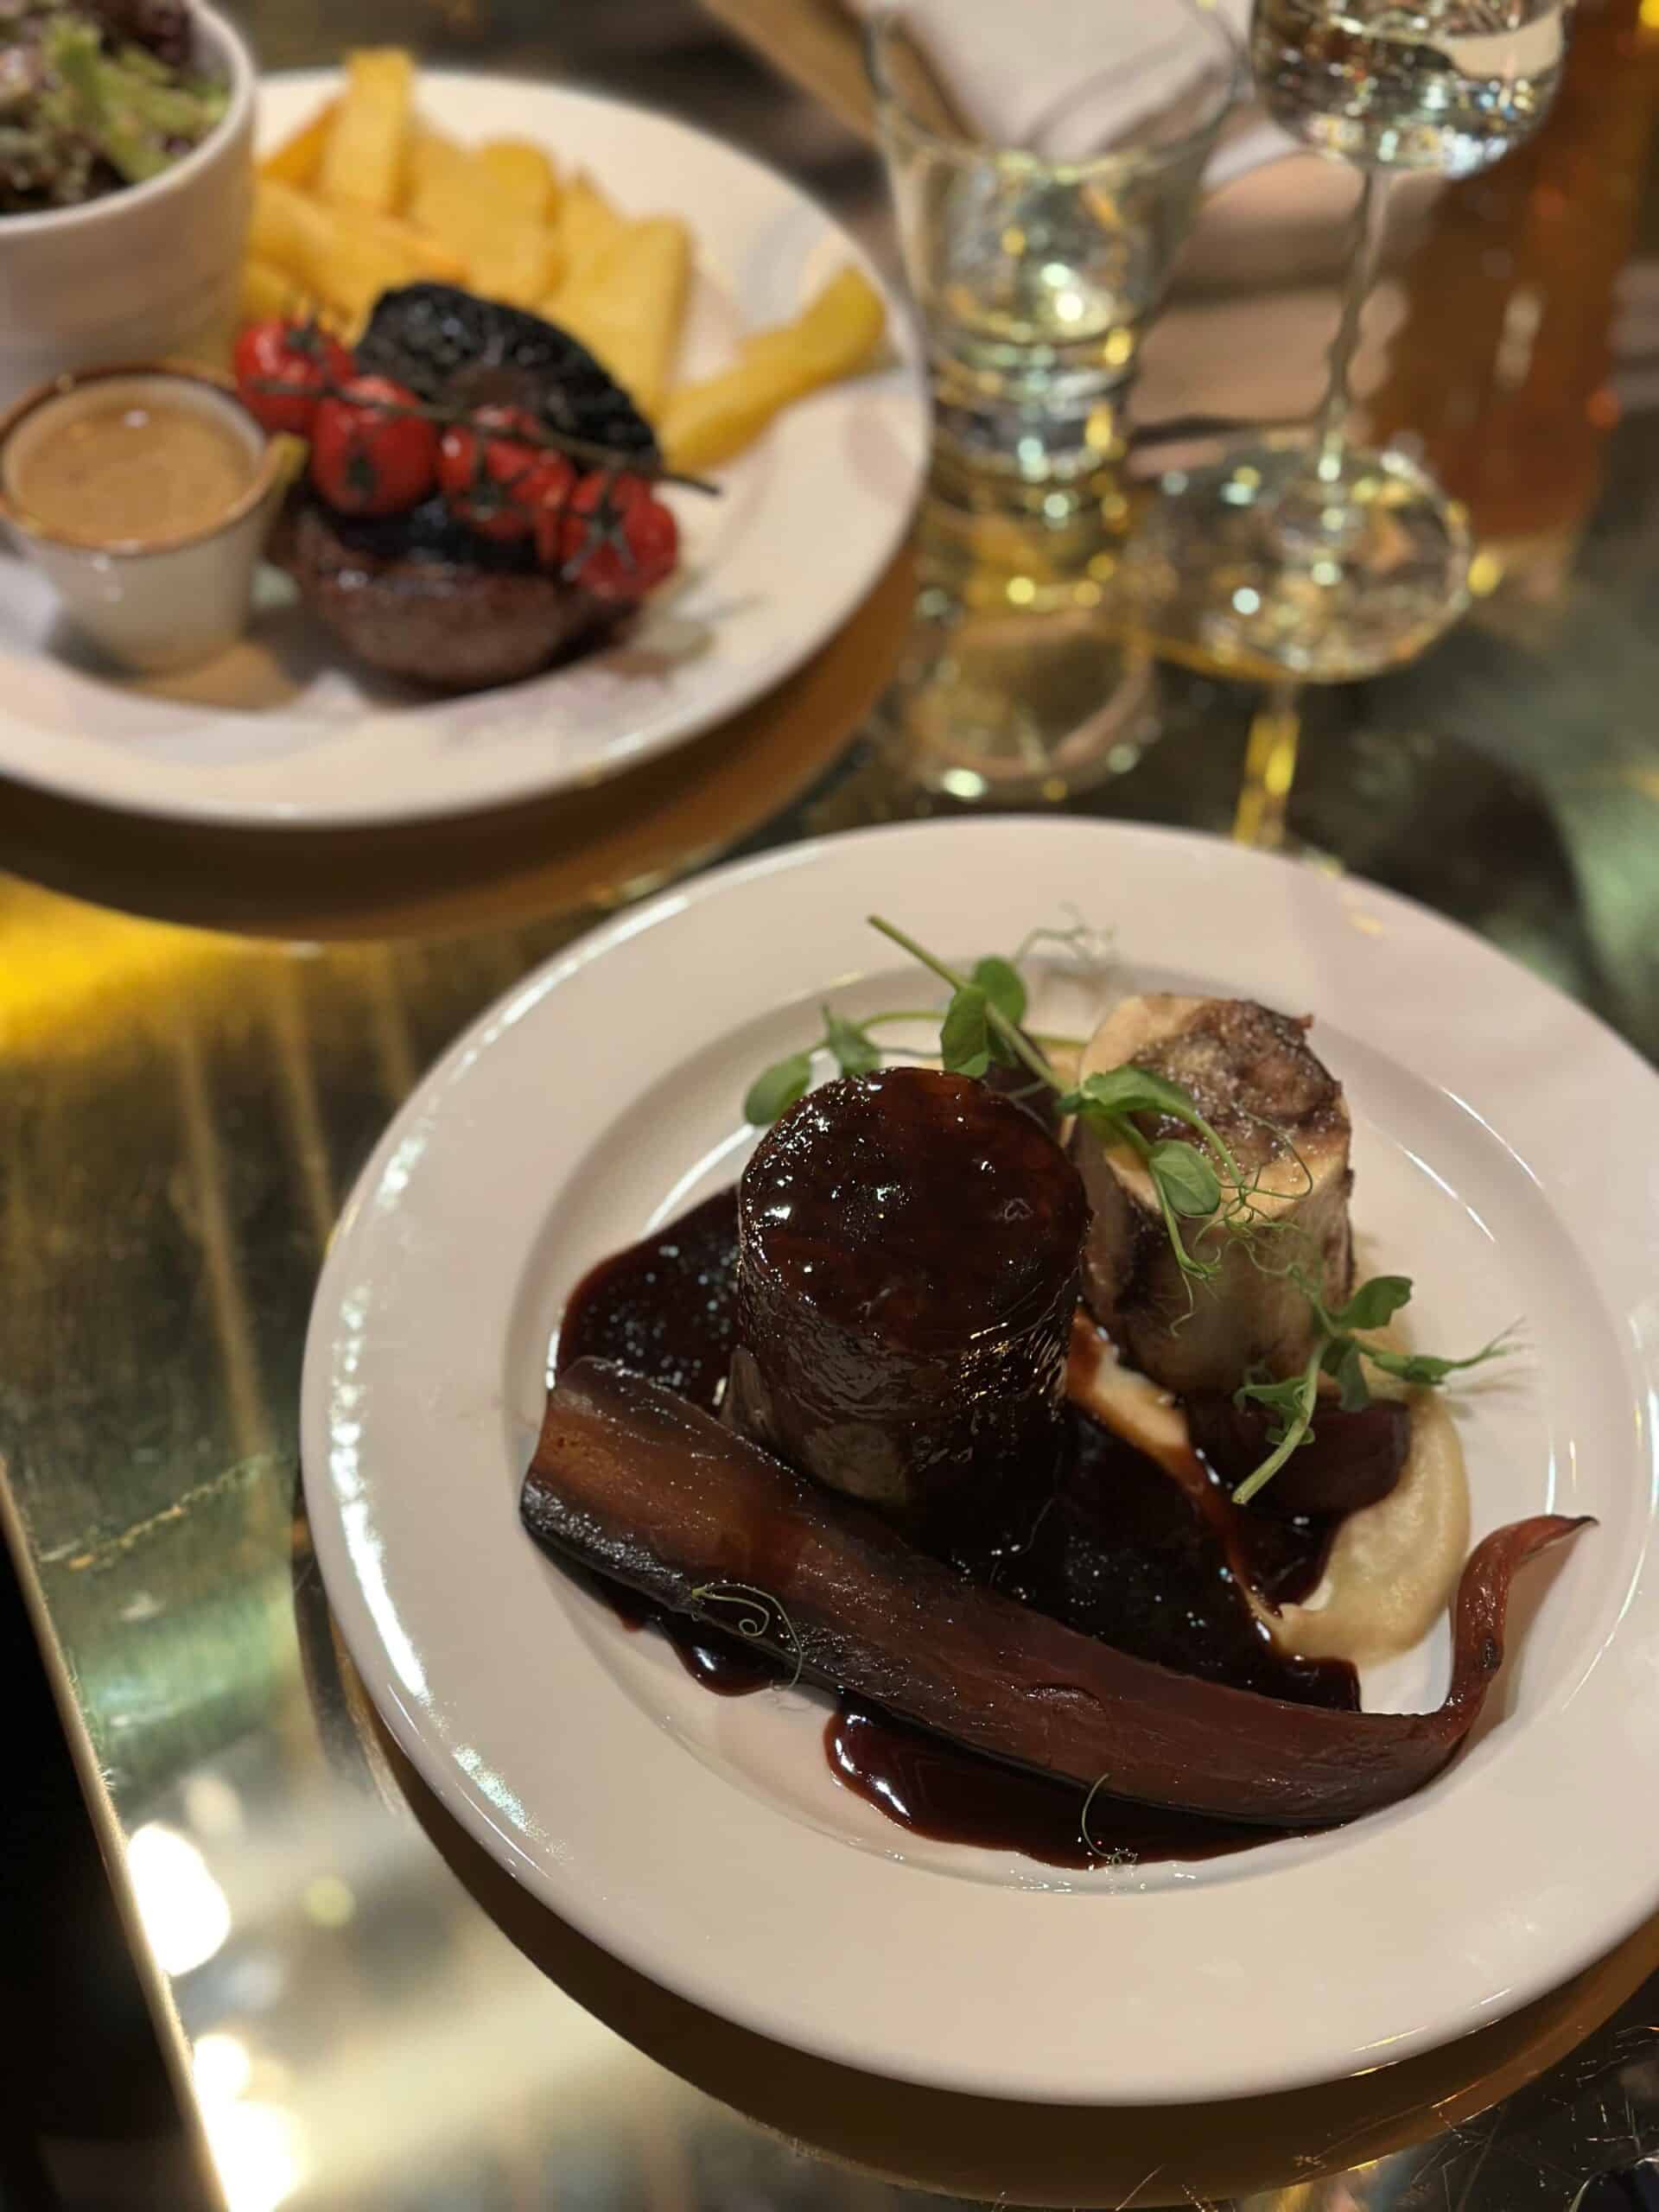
<box><xmin>728</xmin><ymin>1069</ymin><xmax>1086</xmax><ymax>1537</ymax></box>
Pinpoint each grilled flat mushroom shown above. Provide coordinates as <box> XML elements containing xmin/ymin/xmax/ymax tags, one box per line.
<box><xmin>355</xmin><ymin>284</ymin><xmax>658</xmax><ymax>457</ymax></box>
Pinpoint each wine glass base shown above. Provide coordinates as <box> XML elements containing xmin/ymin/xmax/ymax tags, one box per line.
<box><xmin>873</xmin><ymin>596</ymin><xmax>1160</xmax><ymax>804</ymax></box>
<box><xmin>1128</xmin><ymin>432</ymin><xmax>1473</xmax><ymax>683</ymax></box>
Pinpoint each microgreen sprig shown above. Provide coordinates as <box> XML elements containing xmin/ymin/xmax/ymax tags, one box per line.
<box><xmin>741</xmin><ymin>918</ymin><xmax>1092</xmax><ymax>1128</ymax></box>
<box><xmin>861</xmin><ymin>919</ymin><xmax>1256</xmax><ymax>1289</ymax></box>
<box><xmin>866</xmin><ymin>917</ymin><xmax>1049</xmax><ymax>1082</ymax></box>
<box><xmin>741</xmin><ymin>1005</ymin><xmax>950</xmax><ymax>1125</ymax></box>
<box><xmin>1055</xmin><ymin>1065</ymin><xmax>1249</xmax><ymax>1289</ymax></box>
<box><xmin>1230</xmin><ymin>1269</ymin><xmax>1514</xmax><ymax>1505</ymax></box>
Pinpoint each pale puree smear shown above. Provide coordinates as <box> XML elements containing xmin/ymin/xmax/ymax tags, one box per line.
<box><xmin>14</xmin><ymin>397</ymin><xmax>254</xmax><ymax>545</ymax></box>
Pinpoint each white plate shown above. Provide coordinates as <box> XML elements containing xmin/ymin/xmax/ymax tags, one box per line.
<box><xmin>301</xmin><ymin>820</ymin><xmax>1659</xmax><ymax>2107</ymax></box>
<box><xmin>0</xmin><ymin>72</ymin><xmax>927</xmax><ymax>829</ymax></box>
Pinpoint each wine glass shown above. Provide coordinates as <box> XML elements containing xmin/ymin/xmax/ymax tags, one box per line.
<box><xmin>1130</xmin><ymin>0</ymin><xmax>1576</xmax><ymax>684</ymax></box>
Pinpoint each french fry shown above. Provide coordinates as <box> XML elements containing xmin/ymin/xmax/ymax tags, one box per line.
<box><xmin>250</xmin><ymin>177</ymin><xmax>331</xmax><ymax>271</ymax></box>
<box><xmin>317</xmin><ymin>48</ymin><xmax>415</xmax><ymax>214</ymax></box>
<box><xmin>240</xmin><ymin>255</ymin><xmax>319</xmax><ymax>327</ymax></box>
<box><xmin>476</xmin><ymin>138</ymin><xmax>558</xmax><ymax>220</ymax></box>
<box><xmin>743</xmin><ymin>264</ymin><xmax>887</xmax><ymax>391</ymax></box>
<box><xmin>259</xmin><ymin>98</ymin><xmax>337</xmax><ymax>188</ymax></box>
<box><xmin>555</xmin><ymin>171</ymin><xmax>626</xmax><ymax>283</ymax></box>
<box><xmin>552</xmin><ymin>216</ymin><xmax>690</xmax><ymax>416</ymax></box>
<box><xmin>251</xmin><ymin>179</ymin><xmax>450</xmax><ymax>326</ymax></box>
<box><xmin>359</xmin><ymin>208</ymin><xmax>468</xmax><ymax>284</ymax></box>
<box><xmin>658</xmin><ymin>377</ymin><xmax>769</xmax><ymax>474</ymax></box>
<box><xmin>473</xmin><ymin>227</ymin><xmax>565</xmax><ymax>310</ymax></box>
<box><xmin>409</xmin><ymin>142</ymin><xmax>539</xmax><ymax>281</ymax></box>
<box><xmin>404</xmin><ymin>132</ymin><xmax>562</xmax><ymax>304</ymax></box>
<box><xmin>407</xmin><ymin>129</ymin><xmax>470</xmax><ymax>231</ymax></box>
<box><xmin>661</xmin><ymin>264</ymin><xmax>887</xmax><ymax>471</ymax></box>
<box><xmin>405</xmin><ymin>119</ymin><xmax>466</xmax><ymax>209</ymax></box>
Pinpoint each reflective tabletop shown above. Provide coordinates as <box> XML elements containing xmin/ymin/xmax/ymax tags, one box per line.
<box><xmin>5</xmin><ymin>2</ymin><xmax>1659</xmax><ymax>2208</ymax></box>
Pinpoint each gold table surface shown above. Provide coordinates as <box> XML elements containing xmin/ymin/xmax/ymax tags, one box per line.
<box><xmin>7</xmin><ymin>3</ymin><xmax>1659</xmax><ymax>2209</ymax></box>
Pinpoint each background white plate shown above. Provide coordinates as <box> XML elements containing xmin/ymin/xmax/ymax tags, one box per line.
<box><xmin>301</xmin><ymin>821</ymin><xmax>1659</xmax><ymax>2106</ymax></box>
<box><xmin>0</xmin><ymin>72</ymin><xmax>927</xmax><ymax>828</ymax></box>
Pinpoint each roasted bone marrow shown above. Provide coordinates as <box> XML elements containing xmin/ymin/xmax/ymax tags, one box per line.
<box><xmin>1072</xmin><ymin>995</ymin><xmax>1354</xmax><ymax>1394</ymax></box>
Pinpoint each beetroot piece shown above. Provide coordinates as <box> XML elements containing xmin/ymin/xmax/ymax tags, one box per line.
<box><xmin>1186</xmin><ymin>1390</ymin><xmax>1411</xmax><ymax>1516</ymax></box>
<box><xmin>523</xmin><ymin>1358</ymin><xmax>1591</xmax><ymax>1827</ymax></box>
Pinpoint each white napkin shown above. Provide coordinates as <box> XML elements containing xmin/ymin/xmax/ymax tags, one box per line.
<box><xmin>860</xmin><ymin>0</ymin><xmax>1292</xmax><ymax>188</ymax></box>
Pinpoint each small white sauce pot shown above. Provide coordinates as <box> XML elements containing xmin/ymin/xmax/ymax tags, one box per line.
<box><xmin>0</xmin><ymin>364</ymin><xmax>287</xmax><ymax>674</ymax></box>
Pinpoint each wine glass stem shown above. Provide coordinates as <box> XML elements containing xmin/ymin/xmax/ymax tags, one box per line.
<box><xmin>1233</xmin><ymin>681</ymin><xmax>1302</xmax><ymax>850</ymax></box>
<box><xmin>1314</xmin><ymin>169</ymin><xmax>1393</xmax><ymax>467</ymax></box>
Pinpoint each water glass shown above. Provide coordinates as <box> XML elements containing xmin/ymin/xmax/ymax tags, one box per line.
<box><xmin>867</xmin><ymin>0</ymin><xmax>1242</xmax><ymax>514</ymax></box>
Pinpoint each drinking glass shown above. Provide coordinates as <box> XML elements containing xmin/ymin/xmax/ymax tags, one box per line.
<box><xmin>869</xmin><ymin>0</ymin><xmax>1242</xmax><ymax>521</ymax></box>
<box><xmin>865</xmin><ymin>0</ymin><xmax>1243</xmax><ymax>797</ymax></box>
<box><xmin>1130</xmin><ymin>0</ymin><xmax>1576</xmax><ymax>683</ymax></box>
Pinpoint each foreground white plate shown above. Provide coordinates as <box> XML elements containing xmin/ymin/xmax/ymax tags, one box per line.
<box><xmin>0</xmin><ymin>72</ymin><xmax>926</xmax><ymax>828</ymax></box>
<box><xmin>302</xmin><ymin>821</ymin><xmax>1659</xmax><ymax>2105</ymax></box>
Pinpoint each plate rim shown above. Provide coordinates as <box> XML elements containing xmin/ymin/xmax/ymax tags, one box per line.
<box><xmin>0</xmin><ymin>67</ymin><xmax>928</xmax><ymax>831</ymax></box>
<box><xmin>301</xmin><ymin>817</ymin><xmax>1659</xmax><ymax>2104</ymax></box>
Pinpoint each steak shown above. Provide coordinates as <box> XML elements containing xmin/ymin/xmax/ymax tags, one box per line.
<box><xmin>270</xmin><ymin>493</ymin><xmax>624</xmax><ymax>691</ymax></box>
<box><xmin>271</xmin><ymin>287</ymin><xmax>655</xmax><ymax>691</ymax></box>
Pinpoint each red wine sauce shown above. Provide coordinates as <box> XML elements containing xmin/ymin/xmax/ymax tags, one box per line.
<box><xmin>558</xmin><ymin>1188</ymin><xmax>1358</xmax><ymax>1867</ymax></box>
<box><xmin>557</xmin><ymin>1189</ymin><xmax>739</xmax><ymax>1414</ymax></box>
<box><xmin>827</xmin><ymin>1703</ymin><xmax>1287</xmax><ymax>1868</ymax></box>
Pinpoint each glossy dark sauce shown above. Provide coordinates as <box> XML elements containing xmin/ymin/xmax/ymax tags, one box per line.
<box><xmin>827</xmin><ymin>1703</ymin><xmax>1287</xmax><ymax>1868</ymax></box>
<box><xmin>1144</xmin><ymin>1424</ymin><xmax>1341</xmax><ymax>1614</ymax></box>
<box><xmin>966</xmin><ymin>1416</ymin><xmax>1352</xmax><ymax>1708</ymax></box>
<box><xmin>738</xmin><ymin>1071</ymin><xmax>1084</xmax><ymax>1353</ymax></box>
<box><xmin>558</xmin><ymin>1187</ymin><xmax>1359</xmax><ymax>1866</ymax></box>
<box><xmin>1185</xmin><ymin>1389</ymin><xmax>1412</xmax><ymax>1606</ymax></box>
<box><xmin>558</xmin><ymin>1189</ymin><xmax>740</xmax><ymax>1414</ymax></box>
<box><xmin>733</xmin><ymin>1071</ymin><xmax>1084</xmax><ymax>1541</ymax></box>
<box><xmin>1224</xmin><ymin>1488</ymin><xmax>1338</xmax><ymax>1609</ymax></box>
<box><xmin>598</xmin><ymin>1576</ymin><xmax>780</xmax><ymax>1695</ymax></box>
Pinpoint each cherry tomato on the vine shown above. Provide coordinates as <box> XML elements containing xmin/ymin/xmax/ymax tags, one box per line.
<box><xmin>232</xmin><ymin>318</ymin><xmax>355</xmax><ymax>438</ymax></box>
<box><xmin>512</xmin><ymin>454</ymin><xmax>579</xmax><ymax>534</ymax></box>
<box><xmin>537</xmin><ymin>469</ymin><xmax>678</xmax><ymax>601</ymax></box>
<box><xmin>309</xmin><ymin>375</ymin><xmax>438</xmax><ymax>518</ymax></box>
<box><xmin>436</xmin><ymin>404</ymin><xmax>572</xmax><ymax>543</ymax></box>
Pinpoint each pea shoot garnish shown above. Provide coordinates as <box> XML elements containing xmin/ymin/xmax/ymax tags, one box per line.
<box><xmin>1230</xmin><ymin>1273</ymin><xmax>1514</xmax><ymax>1505</ymax></box>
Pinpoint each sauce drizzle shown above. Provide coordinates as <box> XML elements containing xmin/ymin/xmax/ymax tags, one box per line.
<box><xmin>559</xmin><ymin>1187</ymin><xmax>1360</xmax><ymax>1867</ymax></box>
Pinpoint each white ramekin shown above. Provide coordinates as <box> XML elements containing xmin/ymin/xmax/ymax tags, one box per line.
<box><xmin>0</xmin><ymin>4</ymin><xmax>257</xmax><ymax>410</ymax></box>
<box><xmin>0</xmin><ymin>363</ymin><xmax>285</xmax><ymax>672</ymax></box>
